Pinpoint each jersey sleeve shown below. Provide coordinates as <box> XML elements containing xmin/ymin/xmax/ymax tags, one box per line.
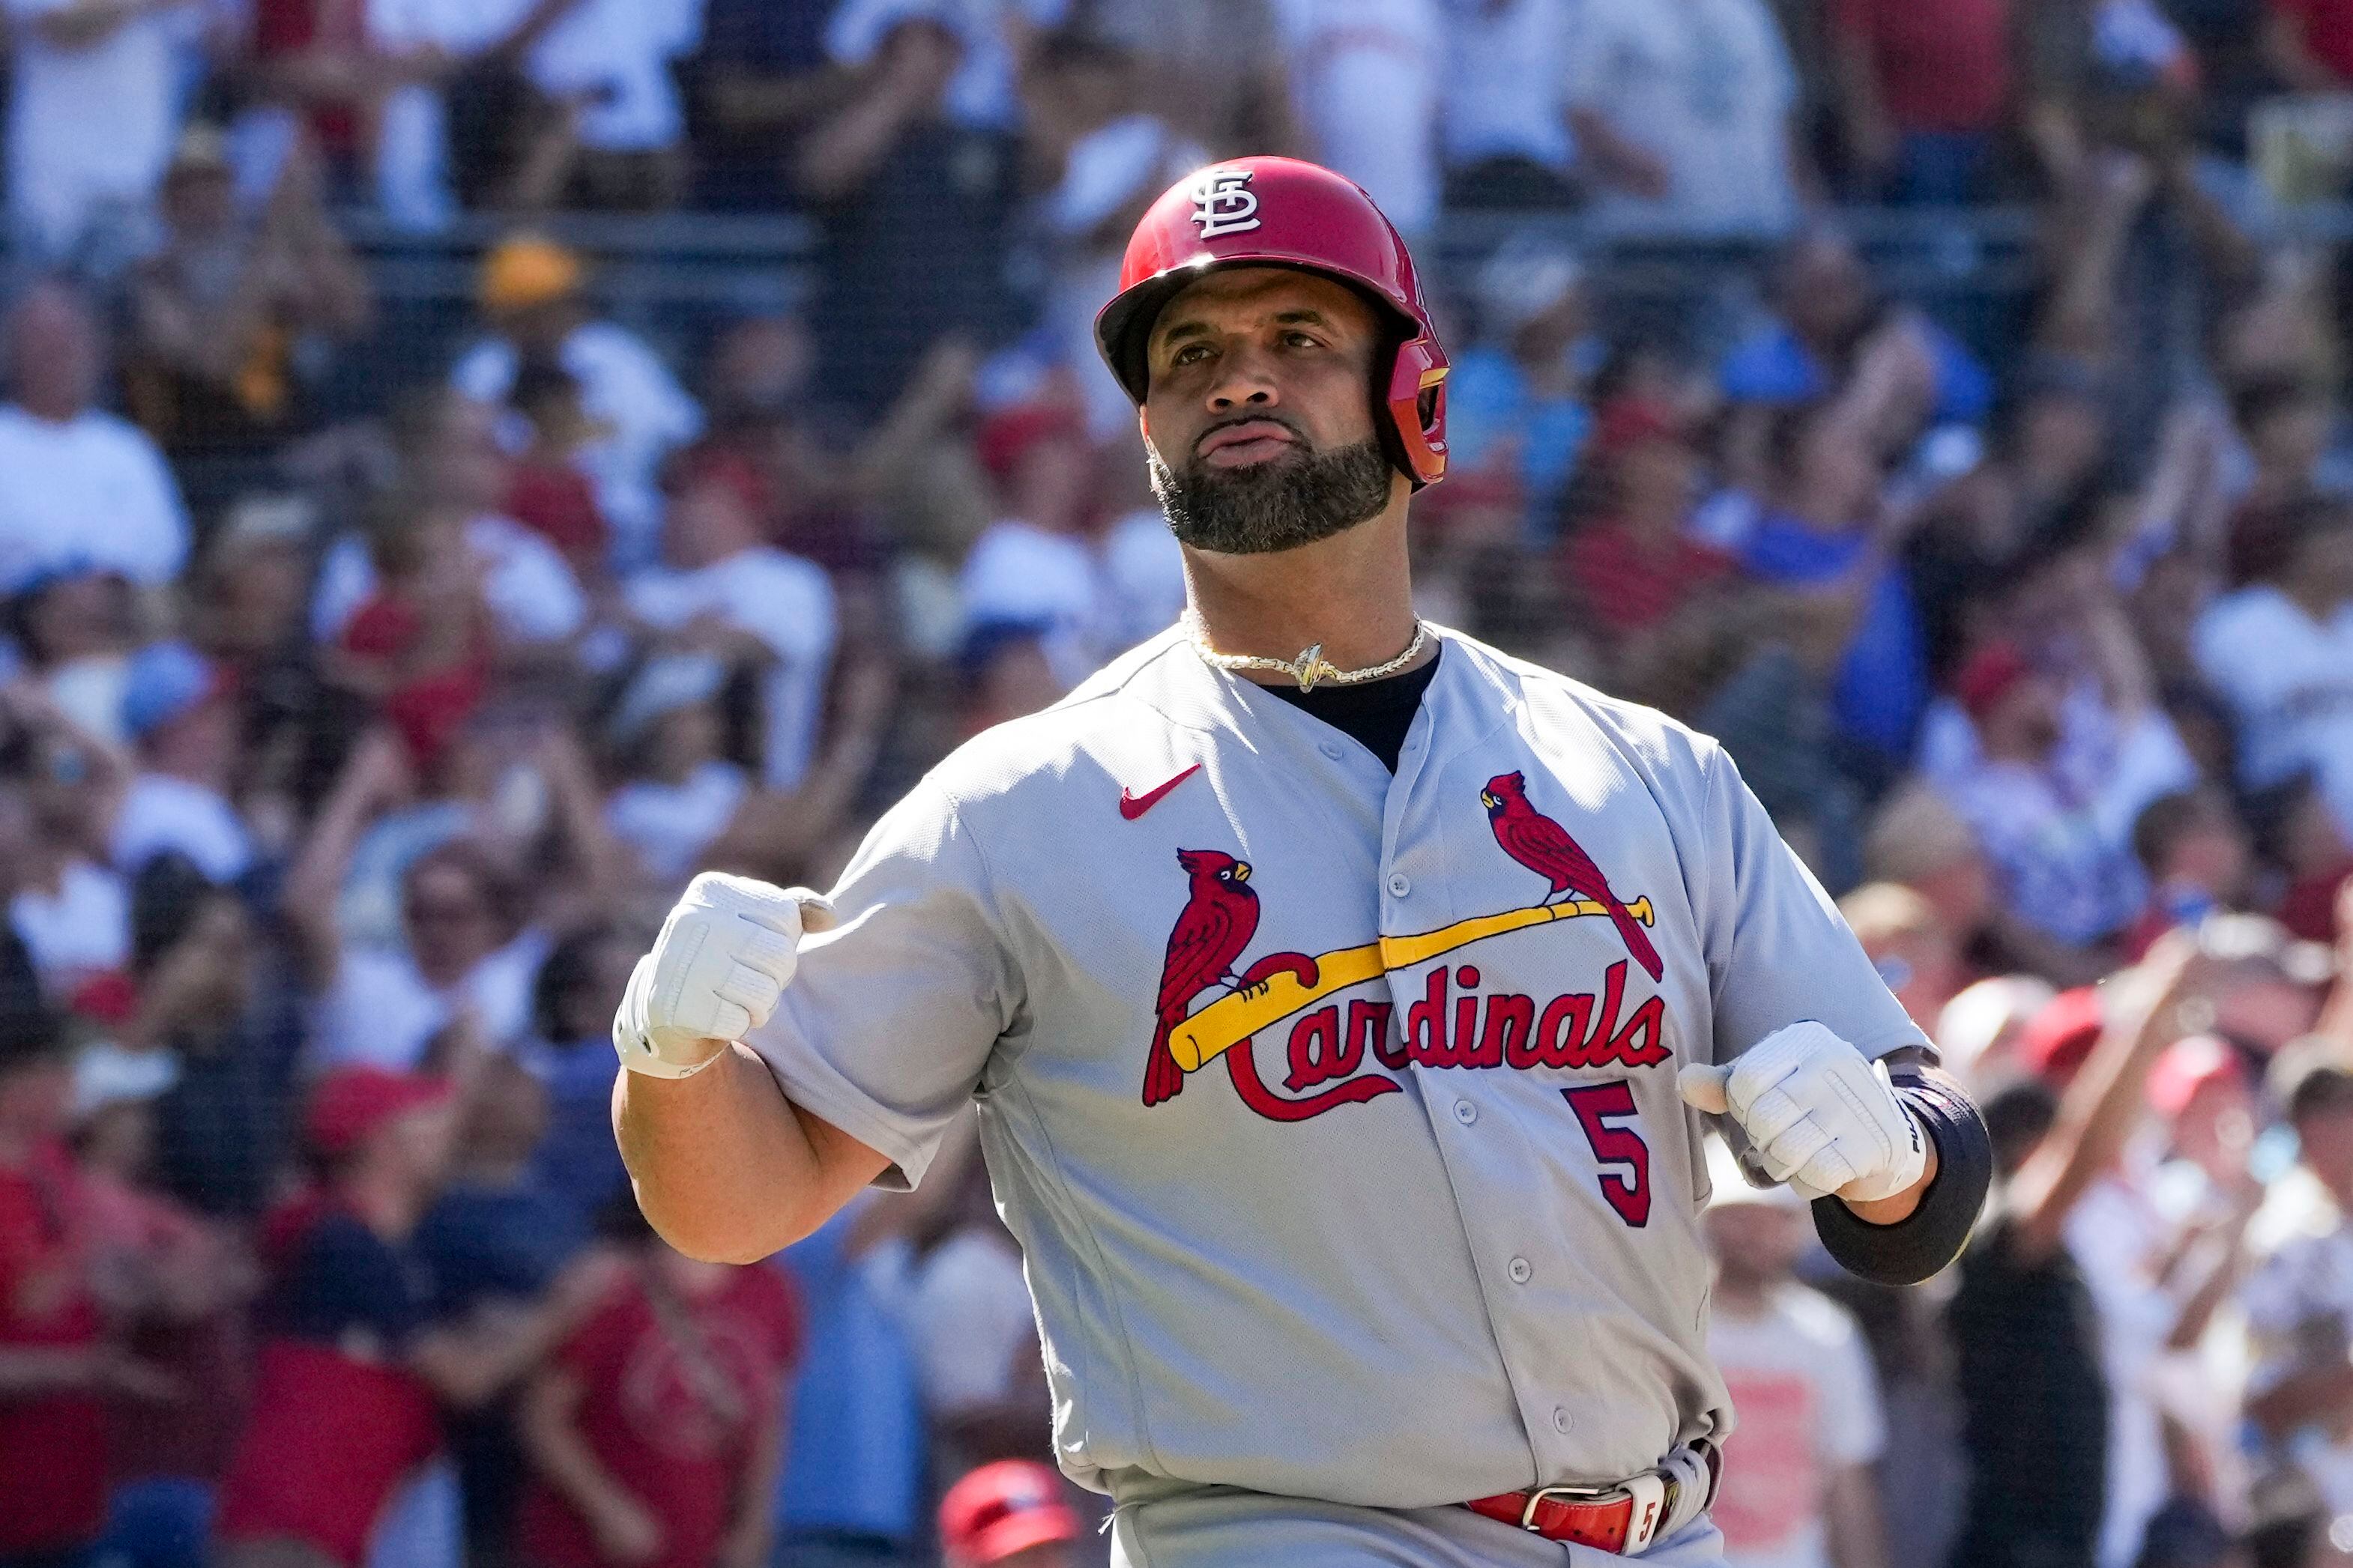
<box><xmin>1693</xmin><ymin>742</ymin><xmax>1927</xmax><ymax>1066</ymax></box>
<box><xmin>743</xmin><ymin>779</ymin><xmax>1019</xmax><ymax>1191</ymax></box>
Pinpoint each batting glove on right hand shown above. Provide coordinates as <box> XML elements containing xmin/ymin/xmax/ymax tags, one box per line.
<box><xmin>1677</xmin><ymin>1021</ymin><xmax>1927</xmax><ymax>1202</ymax></box>
<box><xmin>614</xmin><ymin>872</ymin><xmax>836</xmax><ymax>1079</ymax></box>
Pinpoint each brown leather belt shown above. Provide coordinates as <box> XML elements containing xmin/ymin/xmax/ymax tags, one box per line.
<box><xmin>1464</xmin><ymin>1441</ymin><xmax>1718</xmax><ymax>1555</ymax></box>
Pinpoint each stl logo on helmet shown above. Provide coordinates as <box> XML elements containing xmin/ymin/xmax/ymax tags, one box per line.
<box><xmin>1190</xmin><ymin>169</ymin><xmax>1262</xmax><ymax>239</ymax></box>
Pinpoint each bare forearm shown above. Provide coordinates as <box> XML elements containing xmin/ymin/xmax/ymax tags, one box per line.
<box><xmin>614</xmin><ymin>1044</ymin><xmax>872</xmax><ymax>1263</ymax></box>
<box><xmin>2250</xmin><ymin>1361</ymin><xmax>2353</xmax><ymax>1438</ymax></box>
<box><xmin>0</xmin><ymin>1345</ymin><xmax>100</xmax><ymax>1396</ymax></box>
<box><xmin>1825</xmin><ymin>1465</ymin><xmax>1891</xmax><ymax>1568</ymax></box>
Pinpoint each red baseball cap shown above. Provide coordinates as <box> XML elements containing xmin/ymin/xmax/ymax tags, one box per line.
<box><xmin>2147</xmin><ymin>1035</ymin><xmax>2244</xmax><ymax>1119</ymax></box>
<box><xmin>2017</xmin><ymin>987</ymin><xmax>2106</xmax><ymax>1086</ymax></box>
<box><xmin>939</xmin><ymin>1461</ymin><xmax>1081</xmax><ymax>1567</ymax></box>
<box><xmin>306</xmin><ymin>1065</ymin><xmax>452</xmax><ymax>1159</ymax></box>
<box><xmin>1954</xmin><ymin>641</ymin><xmax>2036</xmax><ymax>725</ymax></box>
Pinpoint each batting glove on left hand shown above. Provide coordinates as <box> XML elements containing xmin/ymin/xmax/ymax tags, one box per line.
<box><xmin>1678</xmin><ymin>1022</ymin><xmax>1927</xmax><ymax>1202</ymax></box>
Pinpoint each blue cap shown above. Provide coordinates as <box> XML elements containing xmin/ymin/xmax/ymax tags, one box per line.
<box><xmin>121</xmin><ymin>641</ymin><xmax>222</xmax><ymax>739</ymax></box>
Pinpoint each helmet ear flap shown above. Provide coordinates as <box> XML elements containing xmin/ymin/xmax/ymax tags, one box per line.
<box><xmin>1383</xmin><ymin>335</ymin><xmax>1449</xmax><ymax>489</ymax></box>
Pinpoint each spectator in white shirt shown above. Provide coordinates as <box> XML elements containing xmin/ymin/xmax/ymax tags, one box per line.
<box><xmin>111</xmin><ymin>641</ymin><xmax>253</xmax><ymax>885</ymax></box>
<box><xmin>1440</xmin><ymin>0</ymin><xmax>1580</xmax><ymax>208</ymax></box>
<box><xmin>1562</xmin><ymin>0</ymin><xmax>1815</xmax><ymax>237</ymax></box>
<box><xmin>4</xmin><ymin>0</ymin><xmax>205</xmax><ymax>264</ymax></box>
<box><xmin>284</xmin><ymin>728</ymin><xmax>546</xmax><ymax>1071</ymax></box>
<box><xmin>2195</xmin><ymin>497</ymin><xmax>2353</xmax><ymax>840</ymax></box>
<box><xmin>0</xmin><ymin>752</ymin><xmax>130</xmax><ymax>1001</ymax></box>
<box><xmin>452</xmin><ymin>236</ymin><xmax>704</xmax><ymax>570</ymax></box>
<box><xmin>1702</xmin><ymin>1137</ymin><xmax>1891</xmax><ymax>1568</ymax></box>
<box><xmin>1275</xmin><ymin>0</ymin><xmax>1442</xmax><ymax>238</ymax></box>
<box><xmin>0</xmin><ymin>282</ymin><xmax>190</xmax><ymax>593</ymax></box>
<box><xmin>625</xmin><ymin>449</ymin><xmax>837</xmax><ymax>791</ymax></box>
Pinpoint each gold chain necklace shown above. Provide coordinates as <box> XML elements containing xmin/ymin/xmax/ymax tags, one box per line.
<box><xmin>1186</xmin><ymin>615</ymin><xmax>1430</xmax><ymax>692</ymax></box>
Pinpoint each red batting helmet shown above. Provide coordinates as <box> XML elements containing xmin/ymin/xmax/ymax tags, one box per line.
<box><xmin>1093</xmin><ymin>156</ymin><xmax>1450</xmax><ymax>488</ymax></box>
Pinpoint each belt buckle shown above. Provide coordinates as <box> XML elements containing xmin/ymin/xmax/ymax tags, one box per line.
<box><xmin>1517</xmin><ymin>1480</ymin><xmax>1626</xmax><ymax>1531</ymax></box>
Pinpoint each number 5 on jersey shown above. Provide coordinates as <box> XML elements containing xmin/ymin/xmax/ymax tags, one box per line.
<box><xmin>1562</xmin><ymin>1080</ymin><xmax>1650</xmax><ymax>1227</ymax></box>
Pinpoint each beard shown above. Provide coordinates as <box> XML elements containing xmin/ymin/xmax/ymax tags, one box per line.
<box><xmin>1147</xmin><ymin>432</ymin><xmax>1394</xmax><ymax>556</ymax></box>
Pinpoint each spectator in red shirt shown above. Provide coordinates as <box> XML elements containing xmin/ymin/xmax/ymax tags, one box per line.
<box><xmin>1559</xmin><ymin>398</ymin><xmax>1733</xmax><ymax>662</ymax></box>
<box><xmin>2267</xmin><ymin>0</ymin><xmax>2353</xmax><ymax>86</ymax></box>
<box><xmin>0</xmin><ymin>1007</ymin><xmax>175</xmax><ymax>1568</ymax></box>
<box><xmin>213</xmin><ymin>1066</ymin><xmax>617</xmax><ymax>1568</ymax></box>
<box><xmin>1828</xmin><ymin>0</ymin><xmax>2014</xmax><ymax>202</ymax></box>
<box><xmin>514</xmin><ymin>1198</ymin><xmax>800</xmax><ymax>1568</ymax></box>
<box><xmin>504</xmin><ymin>360</ymin><xmax>611</xmax><ymax>586</ymax></box>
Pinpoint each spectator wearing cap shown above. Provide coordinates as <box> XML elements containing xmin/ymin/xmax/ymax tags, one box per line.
<box><xmin>1941</xmin><ymin>641</ymin><xmax>2184</xmax><ymax>955</ymax></box>
<box><xmin>1826</xmin><ymin>0</ymin><xmax>2015</xmax><ymax>203</ymax></box>
<box><xmin>213</xmin><ymin>1065</ymin><xmax>618</xmax><ymax>1568</ymax></box>
<box><xmin>602</xmin><ymin>653</ymin><xmax>749</xmax><ymax>888</ymax></box>
<box><xmin>1700</xmin><ymin>1137</ymin><xmax>1892</xmax><ymax>1568</ymax></box>
<box><xmin>3</xmin><ymin>0</ymin><xmax>207</xmax><ymax>264</ymax></box>
<box><xmin>1560</xmin><ymin>0</ymin><xmax>1815</xmax><ymax>237</ymax></box>
<box><xmin>2194</xmin><ymin>497</ymin><xmax>2353</xmax><ymax>841</ymax></box>
<box><xmin>1445</xmin><ymin>237</ymin><xmax>1594</xmax><ymax>519</ymax></box>
<box><xmin>1561</xmin><ymin>399</ymin><xmax>1733</xmax><ymax>657</ymax></box>
<box><xmin>0</xmin><ymin>1006</ymin><xmax>175</xmax><ymax>1567</ymax></box>
<box><xmin>453</xmin><ymin>237</ymin><xmax>704</xmax><ymax>571</ymax></box>
<box><xmin>0</xmin><ymin>281</ymin><xmax>190</xmax><ymax>596</ymax></box>
<box><xmin>940</xmin><ymin>1459</ymin><xmax>1082</xmax><ymax>1568</ymax></box>
<box><xmin>626</xmin><ymin>447</ymin><xmax>839</xmax><ymax>791</ymax></box>
<box><xmin>1934</xmin><ymin>973</ymin><xmax>2058</xmax><ymax>1089</ymax></box>
<box><xmin>123</xmin><ymin>126</ymin><xmax>373</xmax><ymax>467</ymax></box>
<box><xmin>513</xmin><ymin>1195</ymin><xmax>801</xmax><ymax>1568</ymax></box>
<box><xmin>957</xmin><ymin>402</ymin><xmax>1112</xmax><ymax>693</ymax></box>
<box><xmin>110</xmin><ymin>641</ymin><xmax>253</xmax><ymax>886</ymax></box>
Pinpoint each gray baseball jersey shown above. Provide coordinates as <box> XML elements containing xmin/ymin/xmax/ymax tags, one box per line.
<box><xmin>748</xmin><ymin>625</ymin><xmax>1924</xmax><ymax>1512</ymax></box>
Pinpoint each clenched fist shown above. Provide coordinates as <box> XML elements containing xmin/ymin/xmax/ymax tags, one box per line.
<box><xmin>614</xmin><ymin>873</ymin><xmax>836</xmax><ymax>1079</ymax></box>
<box><xmin>1678</xmin><ymin>1021</ymin><xmax>1927</xmax><ymax>1202</ymax></box>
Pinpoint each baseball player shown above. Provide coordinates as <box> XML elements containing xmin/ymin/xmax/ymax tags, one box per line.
<box><xmin>614</xmin><ymin>157</ymin><xmax>1993</xmax><ymax>1566</ymax></box>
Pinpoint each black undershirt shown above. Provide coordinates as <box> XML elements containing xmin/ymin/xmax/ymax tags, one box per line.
<box><xmin>1262</xmin><ymin>647</ymin><xmax>1443</xmax><ymax>772</ymax></box>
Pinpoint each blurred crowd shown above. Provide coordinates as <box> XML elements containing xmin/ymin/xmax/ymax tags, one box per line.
<box><xmin>18</xmin><ymin>3</ymin><xmax>2353</xmax><ymax>1568</ymax></box>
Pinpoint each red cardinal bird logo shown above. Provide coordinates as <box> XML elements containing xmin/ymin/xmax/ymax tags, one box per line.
<box><xmin>1141</xmin><ymin>849</ymin><xmax>1260</xmax><ymax>1105</ymax></box>
<box><xmin>1481</xmin><ymin>771</ymin><xmax>1664</xmax><ymax>981</ymax></box>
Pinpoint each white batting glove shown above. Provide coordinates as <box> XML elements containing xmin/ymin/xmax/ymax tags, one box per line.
<box><xmin>1677</xmin><ymin>1022</ymin><xmax>1927</xmax><ymax>1202</ymax></box>
<box><xmin>613</xmin><ymin>873</ymin><xmax>836</xmax><ymax>1080</ymax></box>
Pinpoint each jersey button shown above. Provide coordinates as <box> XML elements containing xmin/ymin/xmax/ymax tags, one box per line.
<box><xmin>1552</xmin><ymin>1407</ymin><xmax>1574</xmax><ymax>1435</ymax></box>
<box><xmin>1387</xmin><ymin>874</ymin><xmax>1412</xmax><ymax>897</ymax></box>
<box><xmin>1319</xmin><ymin>742</ymin><xmax>1344</xmax><ymax>760</ymax></box>
<box><xmin>1508</xmin><ymin>1256</ymin><xmax>1532</xmax><ymax>1284</ymax></box>
<box><xmin>1453</xmin><ymin>1100</ymin><xmax>1478</xmax><ymax>1125</ymax></box>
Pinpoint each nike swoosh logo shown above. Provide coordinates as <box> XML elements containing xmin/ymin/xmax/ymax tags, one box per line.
<box><xmin>1119</xmin><ymin>765</ymin><xmax>1200</xmax><ymax>821</ymax></box>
